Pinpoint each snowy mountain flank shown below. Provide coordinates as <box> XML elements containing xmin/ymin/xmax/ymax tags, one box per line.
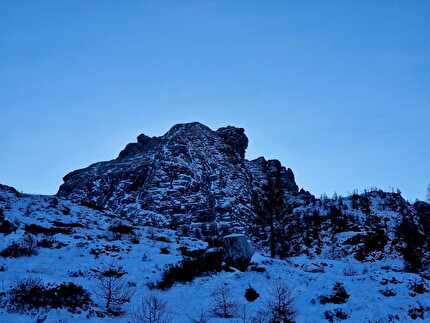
<box><xmin>1</xmin><ymin>122</ymin><xmax>429</xmax><ymax>322</ymax></box>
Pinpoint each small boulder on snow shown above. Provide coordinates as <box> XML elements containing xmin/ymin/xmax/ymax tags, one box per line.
<box><xmin>222</xmin><ymin>233</ymin><xmax>254</xmax><ymax>271</ymax></box>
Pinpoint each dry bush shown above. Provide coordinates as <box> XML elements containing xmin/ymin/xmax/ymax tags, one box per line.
<box><xmin>134</xmin><ymin>294</ymin><xmax>171</xmax><ymax>323</ymax></box>
<box><xmin>94</xmin><ymin>264</ymin><xmax>132</xmax><ymax>314</ymax></box>
<box><xmin>343</xmin><ymin>262</ymin><xmax>357</xmax><ymax>276</ymax></box>
<box><xmin>319</xmin><ymin>282</ymin><xmax>349</xmax><ymax>305</ymax></box>
<box><xmin>7</xmin><ymin>278</ymin><xmax>91</xmax><ymax>312</ymax></box>
<box><xmin>187</xmin><ymin>309</ymin><xmax>210</xmax><ymax>323</ymax></box>
<box><xmin>210</xmin><ymin>283</ymin><xmax>238</xmax><ymax>318</ymax></box>
<box><xmin>266</xmin><ymin>280</ymin><xmax>295</xmax><ymax>323</ymax></box>
<box><xmin>0</xmin><ymin>234</ymin><xmax>38</xmax><ymax>258</ymax></box>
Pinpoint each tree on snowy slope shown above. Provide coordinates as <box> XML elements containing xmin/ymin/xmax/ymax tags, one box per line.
<box><xmin>427</xmin><ymin>184</ymin><xmax>430</xmax><ymax>202</ymax></box>
<box><xmin>267</xmin><ymin>280</ymin><xmax>296</xmax><ymax>323</ymax></box>
<box><xmin>94</xmin><ymin>264</ymin><xmax>132</xmax><ymax>315</ymax></box>
<box><xmin>251</xmin><ymin>166</ymin><xmax>293</xmax><ymax>258</ymax></box>
<box><xmin>396</xmin><ymin>215</ymin><xmax>426</xmax><ymax>272</ymax></box>
<box><xmin>210</xmin><ymin>283</ymin><xmax>238</xmax><ymax>318</ymax></box>
<box><xmin>134</xmin><ymin>295</ymin><xmax>171</xmax><ymax>323</ymax></box>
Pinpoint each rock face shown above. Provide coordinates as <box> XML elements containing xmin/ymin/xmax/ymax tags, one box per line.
<box><xmin>0</xmin><ymin>184</ymin><xmax>19</xmax><ymax>196</ymax></box>
<box><xmin>223</xmin><ymin>233</ymin><xmax>254</xmax><ymax>271</ymax></box>
<box><xmin>57</xmin><ymin>122</ymin><xmax>430</xmax><ymax>271</ymax></box>
<box><xmin>58</xmin><ymin>122</ymin><xmax>299</xmax><ymax>237</ymax></box>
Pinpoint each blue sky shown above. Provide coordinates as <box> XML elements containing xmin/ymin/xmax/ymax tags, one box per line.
<box><xmin>0</xmin><ymin>1</ymin><xmax>429</xmax><ymax>200</ymax></box>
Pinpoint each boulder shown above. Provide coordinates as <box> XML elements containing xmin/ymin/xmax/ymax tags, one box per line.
<box><xmin>223</xmin><ymin>233</ymin><xmax>254</xmax><ymax>271</ymax></box>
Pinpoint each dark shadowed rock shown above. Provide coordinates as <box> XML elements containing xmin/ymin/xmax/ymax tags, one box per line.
<box><xmin>216</xmin><ymin>126</ymin><xmax>248</xmax><ymax>159</ymax></box>
<box><xmin>0</xmin><ymin>184</ymin><xmax>19</xmax><ymax>196</ymax></box>
<box><xmin>223</xmin><ymin>233</ymin><xmax>254</xmax><ymax>271</ymax></box>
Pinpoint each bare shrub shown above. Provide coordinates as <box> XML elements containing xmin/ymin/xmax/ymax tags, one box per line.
<box><xmin>251</xmin><ymin>309</ymin><xmax>269</xmax><ymax>323</ymax></box>
<box><xmin>24</xmin><ymin>224</ymin><xmax>72</xmax><ymax>236</ymax></box>
<box><xmin>134</xmin><ymin>294</ymin><xmax>171</xmax><ymax>323</ymax></box>
<box><xmin>380</xmin><ymin>288</ymin><xmax>396</xmax><ymax>297</ymax></box>
<box><xmin>210</xmin><ymin>283</ymin><xmax>238</xmax><ymax>318</ymax></box>
<box><xmin>108</xmin><ymin>222</ymin><xmax>135</xmax><ymax>240</ymax></box>
<box><xmin>324</xmin><ymin>309</ymin><xmax>349</xmax><ymax>322</ymax></box>
<box><xmin>266</xmin><ymin>280</ymin><xmax>295</xmax><ymax>323</ymax></box>
<box><xmin>319</xmin><ymin>282</ymin><xmax>349</xmax><ymax>304</ymax></box>
<box><xmin>94</xmin><ymin>264</ymin><xmax>132</xmax><ymax>314</ymax></box>
<box><xmin>0</xmin><ymin>234</ymin><xmax>37</xmax><ymax>258</ymax></box>
<box><xmin>187</xmin><ymin>309</ymin><xmax>210</xmax><ymax>323</ymax></box>
<box><xmin>409</xmin><ymin>280</ymin><xmax>428</xmax><ymax>295</ymax></box>
<box><xmin>238</xmin><ymin>304</ymin><xmax>252</xmax><ymax>323</ymax></box>
<box><xmin>157</xmin><ymin>249</ymin><xmax>223</xmax><ymax>290</ymax></box>
<box><xmin>7</xmin><ymin>278</ymin><xmax>91</xmax><ymax>312</ymax></box>
<box><xmin>343</xmin><ymin>262</ymin><xmax>357</xmax><ymax>276</ymax></box>
<box><xmin>0</xmin><ymin>217</ymin><xmax>16</xmax><ymax>235</ymax></box>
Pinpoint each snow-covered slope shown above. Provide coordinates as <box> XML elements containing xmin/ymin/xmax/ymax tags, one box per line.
<box><xmin>1</xmin><ymin>122</ymin><xmax>430</xmax><ymax>322</ymax></box>
<box><xmin>0</xmin><ymin>185</ymin><xmax>429</xmax><ymax>322</ymax></box>
<box><xmin>56</xmin><ymin>123</ymin><xmax>430</xmax><ymax>269</ymax></box>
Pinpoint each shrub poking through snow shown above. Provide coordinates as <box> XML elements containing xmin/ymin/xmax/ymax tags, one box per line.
<box><xmin>380</xmin><ymin>288</ymin><xmax>396</xmax><ymax>297</ymax></box>
<box><xmin>187</xmin><ymin>309</ymin><xmax>210</xmax><ymax>323</ymax></box>
<box><xmin>157</xmin><ymin>249</ymin><xmax>223</xmax><ymax>290</ymax></box>
<box><xmin>108</xmin><ymin>223</ymin><xmax>134</xmax><ymax>239</ymax></box>
<box><xmin>319</xmin><ymin>283</ymin><xmax>350</xmax><ymax>304</ymax></box>
<box><xmin>134</xmin><ymin>294</ymin><xmax>170</xmax><ymax>323</ymax></box>
<box><xmin>210</xmin><ymin>283</ymin><xmax>238</xmax><ymax>318</ymax></box>
<box><xmin>37</xmin><ymin>238</ymin><xmax>67</xmax><ymax>249</ymax></box>
<box><xmin>354</xmin><ymin>229</ymin><xmax>388</xmax><ymax>261</ymax></box>
<box><xmin>7</xmin><ymin>278</ymin><xmax>91</xmax><ymax>312</ymax></box>
<box><xmin>244</xmin><ymin>286</ymin><xmax>260</xmax><ymax>302</ymax></box>
<box><xmin>154</xmin><ymin>236</ymin><xmax>171</xmax><ymax>243</ymax></box>
<box><xmin>248</xmin><ymin>263</ymin><xmax>266</xmax><ymax>273</ymax></box>
<box><xmin>24</xmin><ymin>224</ymin><xmax>72</xmax><ymax>236</ymax></box>
<box><xmin>0</xmin><ymin>235</ymin><xmax>37</xmax><ymax>258</ymax></box>
<box><xmin>343</xmin><ymin>262</ymin><xmax>357</xmax><ymax>276</ymax></box>
<box><xmin>266</xmin><ymin>280</ymin><xmax>295</xmax><ymax>323</ymax></box>
<box><xmin>408</xmin><ymin>303</ymin><xmax>428</xmax><ymax>320</ymax></box>
<box><xmin>159</xmin><ymin>247</ymin><xmax>170</xmax><ymax>255</ymax></box>
<box><xmin>80</xmin><ymin>200</ymin><xmax>104</xmax><ymax>211</ymax></box>
<box><xmin>408</xmin><ymin>280</ymin><xmax>428</xmax><ymax>296</ymax></box>
<box><xmin>93</xmin><ymin>264</ymin><xmax>132</xmax><ymax>315</ymax></box>
<box><xmin>7</xmin><ymin>278</ymin><xmax>46</xmax><ymax>311</ymax></box>
<box><xmin>0</xmin><ymin>218</ymin><xmax>16</xmax><ymax>235</ymax></box>
<box><xmin>178</xmin><ymin>246</ymin><xmax>206</xmax><ymax>258</ymax></box>
<box><xmin>324</xmin><ymin>309</ymin><xmax>349</xmax><ymax>322</ymax></box>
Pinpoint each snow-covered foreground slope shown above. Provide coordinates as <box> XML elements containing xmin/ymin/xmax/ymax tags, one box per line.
<box><xmin>0</xmin><ymin>187</ymin><xmax>429</xmax><ymax>322</ymax></box>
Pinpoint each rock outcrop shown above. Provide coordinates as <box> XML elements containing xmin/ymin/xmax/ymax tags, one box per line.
<box><xmin>57</xmin><ymin>122</ymin><xmax>430</xmax><ymax>271</ymax></box>
<box><xmin>57</xmin><ymin>122</ymin><xmax>299</xmax><ymax>238</ymax></box>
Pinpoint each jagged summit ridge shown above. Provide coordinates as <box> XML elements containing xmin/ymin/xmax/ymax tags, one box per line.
<box><xmin>58</xmin><ymin>122</ymin><xmax>298</xmax><ymax>236</ymax></box>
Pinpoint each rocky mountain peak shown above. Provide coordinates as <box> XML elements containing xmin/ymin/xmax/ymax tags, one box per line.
<box><xmin>57</xmin><ymin>122</ymin><xmax>430</xmax><ymax>272</ymax></box>
<box><xmin>164</xmin><ymin>122</ymin><xmax>213</xmax><ymax>137</ymax></box>
<box><xmin>216</xmin><ymin>126</ymin><xmax>248</xmax><ymax>159</ymax></box>
<box><xmin>58</xmin><ymin>122</ymin><xmax>298</xmax><ymax>238</ymax></box>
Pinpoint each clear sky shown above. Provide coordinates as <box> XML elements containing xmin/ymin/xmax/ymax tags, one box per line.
<box><xmin>0</xmin><ymin>1</ymin><xmax>429</xmax><ymax>201</ymax></box>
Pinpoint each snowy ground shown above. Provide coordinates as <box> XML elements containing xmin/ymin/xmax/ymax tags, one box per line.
<box><xmin>0</xmin><ymin>190</ymin><xmax>429</xmax><ymax>322</ymax></box>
